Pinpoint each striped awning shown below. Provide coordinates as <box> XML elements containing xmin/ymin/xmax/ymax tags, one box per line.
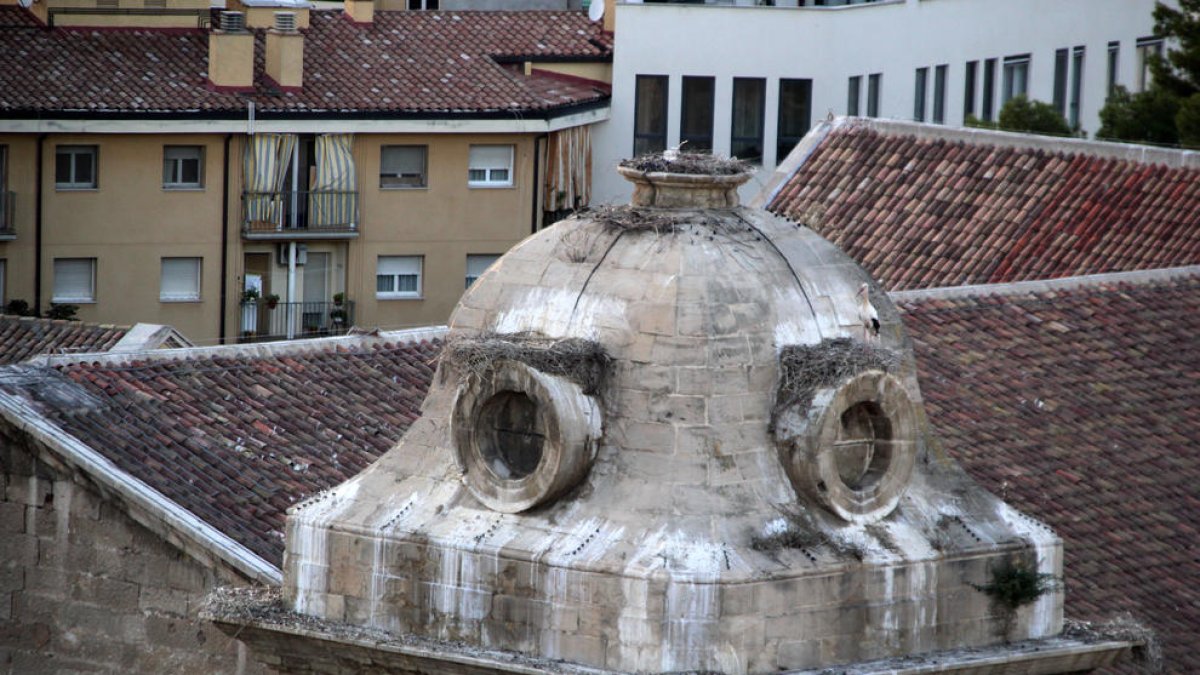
<box><xmin>309</xmin><ymin>134</ymin><xmax>357</xmax><ymax>228</ymax></box>
<box><xmin>544</xmin><ymin>125</ymin><xmax>592</xmax><ymax>212</ymax></box>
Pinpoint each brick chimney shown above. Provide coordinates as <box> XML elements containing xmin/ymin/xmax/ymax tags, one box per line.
<box><xmin>208</xmin><ymin>11</ymin><xmax>254</xmax><ymax>91</ymax></box>
<box><xmin>265</xmin><ymin>11</ymin><xmax>304</xmax><ymax>90</ymax></box>
<box><xmin>344</xmin><ymin>0</ymin><xmax>373</xmax><ymax>24</ymax></box>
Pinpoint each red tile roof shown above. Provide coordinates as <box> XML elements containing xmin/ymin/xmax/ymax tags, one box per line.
<box><xmin>0</xmin><ymin>8</ymin><xmax>610</xmax><ymax>115</ymax></box>
<box><xmin>0</xmin><ymin>315</ymin><xmax>127</xmax><ymax>365</ymax></box>
<box><xmin>766</xmin><ymin>120</ymin><xmax>1200</xmax><ymax>290</ymax></box>
<box><xmin>0</xmin><ymin>335</ymin><xmax>441</xmax><ymax>566</ymax></box>
<box><xmin>900</xmin><ymin>274</ymin><xmax>1200</xmax><ymax>672</ymax></box>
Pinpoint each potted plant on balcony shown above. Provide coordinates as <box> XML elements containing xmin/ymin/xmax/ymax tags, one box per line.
<box><xmin>265</xmin><ymin>293</ymin><xmax>280</xmax><ymax>310</ymax></box>
<box><xmin>333</xmin><ymin>292</ymin><xmax>345</xmax><ymax>307</ymax></box>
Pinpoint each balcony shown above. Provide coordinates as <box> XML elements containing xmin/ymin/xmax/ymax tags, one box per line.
<box><xmin>0</xmin><ymin>191</ymin><xmax>14</xmax><ymax>240</ymax></box>
<box><xmin>242</xmin><ymin>190</ymin><xmax>359</xmax><ymax>240</ymax></box>
<box><xmin>238</xmin><ymin>300</ymin><xmax>355</xmax><ymax>342</ymax></box>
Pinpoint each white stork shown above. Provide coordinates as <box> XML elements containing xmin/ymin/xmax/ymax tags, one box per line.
<box><xmin>856</xmin><ymin>283</ymin><xmax>880</xmax><ymax>342</ymax></box>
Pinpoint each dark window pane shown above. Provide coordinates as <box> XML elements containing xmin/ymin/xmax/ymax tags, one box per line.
<box><xmin>964</xmin><ymin>61</ymin><xmax>977</xmax><ymax>117</ymax></box>
<box><xmin>933</xmin><ymin>65</ymin><xmax>947</xmax><ymax>124</ymax></box>
<box><xmin>731</xmin><ymin>78</ymin><xmax>765</xmax><ymax>163</ymax></box>
<box><xmin>680</xmin><ymin>76</ymin><xmax>715</xmax><ymax>151</ymax></box>
<box><xmin>867</xmin><ymin>73</ymin><xmax>881</xmax><ymax>118</ymax></box>
<box><xmin>982</xmin><ymin>59</ymin><xmax>996</xmax><ymax>121</ymax></box>
<box><xmin>776</xmin><ymin>78</ymin><xmax>812</xmax><ymax>163</ymax></box>
<box><xmin>180</xmin><ymin>159</ymin><xmax>200</xmax><ymax>185</ymax></box>
<box><xmin>847</xmin><ymin>76</ymin><xmax>861</xmax><ymax>116</ymax></box>
<box><xmin>914</xmin><ymin>67</ymin><xmax>928</xmax><ymax>121</ymax></box>
<box><xmin>56</xmin><ymin>153</ymin><xmax>72</xmax><ymax>184</ymax></box>
<box><xmin>75</xmin><ymin>153</ymin><xmax>93</xmax><ymax>185</ymax></box>
<box><xmin>634</xmin><ymin>75</ymin><xmax>668</xmax><ymax>156</ymax></box>
<box><xmin>1053</xmin><ymin>48</ymin><xmax>1069</xmax><ymax>114</ymax></box>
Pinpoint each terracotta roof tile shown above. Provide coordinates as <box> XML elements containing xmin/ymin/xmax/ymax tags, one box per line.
<box><xmin>0</xmin><ymin>8</ymin><xmax>610</xmax><ymax>115</ymax></box>
<box><xmin>768</xmin><ymin>124</ymin><xmax>1200</xmax><ymax>290</ymax></box>
<box><xmin>900</xmin><ymin>276</ymin><xmax>1200</xmax><ymax>672</ymax></box>
<box><xmin>0</xmin><ymin>315</ymin><xmax>127</xmax><ymax>365</ymax></box>
<box><xmin>0</xmin><ymin>337</ymin><xmax>441</xmax><ymax>566</ymax></box>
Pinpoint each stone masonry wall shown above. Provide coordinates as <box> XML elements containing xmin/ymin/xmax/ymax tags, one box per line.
<box><xmin>0</xmin><ymin>428</ymin><xmax>265</xmax><ymax>674</ymax></box>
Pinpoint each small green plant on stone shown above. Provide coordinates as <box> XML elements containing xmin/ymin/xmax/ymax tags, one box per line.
<box><xmin>45</xmin><ymin>303</ymin><xmax>79</xmax><ymax>321</ymax></box>
<box><xmin>973</xmin><ymin>560</ymin><xmax>1058</xmax><ymax>610</ymax></box>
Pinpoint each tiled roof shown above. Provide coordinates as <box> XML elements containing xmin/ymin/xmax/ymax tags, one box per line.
<box><xmin>900</xmin><ymin>275</ymin><xmax>1200</xmax><ymax>672</ymax></box>
<box><xmin>0</xmin><ymin>8</ymin><xmax>610</xmax><ymax>115</ymax></box>
<box><xmin>0</xmin><ymin>315</ymin><xmax>127</xmax><ymax>365</ymax></box>
<box><xmin>766</xmin><ymin>119</ymin><xmax>1200</xmax><ymax>290</ymax></box>
<box><xmin>0</xmin><ymin>334</ymin><xmax>442</xmax><ymax>566</ymax></box>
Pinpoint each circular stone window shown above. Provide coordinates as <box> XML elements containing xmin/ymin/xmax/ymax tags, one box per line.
<box><xmin>777</xmin><ymin>371</ymin><xmax>917</xmax><ymax>523</ymax></box>
<box><xmin>452</xmin><ymin>361</ymin><xmax>602</xmax><ymax>513</ymax></box>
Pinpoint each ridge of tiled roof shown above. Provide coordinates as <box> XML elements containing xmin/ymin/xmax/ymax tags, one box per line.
<box><xmin>0</xmin><ymin>328</ymin><xmax>447</xmax><ymax>570</ymax></box>
<box><xmin>0</xmin><ymin>8</ymin><xmax>611</xmax><ymax>115</ymax></box>
<box><xmin>763</xmin><ymin>117</ymin><xmax>1200</xmax><ymax>291</ymax></box>
<box><xmin>900</xmin><ymin>274</ymin><xmax>1200</xmax><ymax>672</ymax></box>
<box><xmin>0</xmin><ymin>314</ymin><xmax>129</xmax><ymax>366</ymax></box>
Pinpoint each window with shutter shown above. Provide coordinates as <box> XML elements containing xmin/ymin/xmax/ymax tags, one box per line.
<box><xmin>468</xmin><ymin>146</ymin><xmax>513</xmax><ymax>187</ymax></box>
<box><xmin>160</xmin><ymin>258</ymin><xmax>201</xmax><ymax>301</ymax></box>
<box><xmin>376</xmin><ymin>256</ymin><xmax>422</xmax><ymax>299</ymax></box>
<box><xmin>380</xmin><ymin>146</ymin><xmax>427</xmax><ymax>188</ymax></box>
<box><xmin>53</xmin><ymin>258</ymin><xmax>96</xmax><ymax>302</ymax></box>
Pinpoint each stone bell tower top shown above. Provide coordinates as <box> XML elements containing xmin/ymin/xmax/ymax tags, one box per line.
<box><xmin>276</xmin><ymin>154</ymin><xmax>1073</xmax><ymax>673</ymax></box>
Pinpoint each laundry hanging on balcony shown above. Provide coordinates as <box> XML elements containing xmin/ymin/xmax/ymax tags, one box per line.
<box><xmin>309</xmin><ymin>134</ymin><xmax>357</xmax><ymax>229</ymax></box>
<box><xmin>244</xmin><ymin>133</ymin><xmax>297</xmax><ymax>229</ymax></box>
<box><xmin>544</xmin><ymin>125</ymin><xmax>592</xmax><ymax>213</ymax></box>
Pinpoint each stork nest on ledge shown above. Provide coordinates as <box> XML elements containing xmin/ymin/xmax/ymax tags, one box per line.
<box><xmin>620</xmin><ymin>152</ymin><xmax>753</xmax><ymax>176</ymax></box>
<box><xmin>775</xmin><ymin>337</ymin><xmax>899</xmax><ymax>415</ymax></box>
<box><xmin>442</xmin><ymin>332</ymin><xmax>611</xmax><ymax>395</ymax></box>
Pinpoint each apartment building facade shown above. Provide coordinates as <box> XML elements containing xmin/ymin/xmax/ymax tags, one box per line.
<box><xmin>591</xmin><ymin>0</ymin><xmax>1164</xmax><ymax>203</ymax></box>
<box><xmin>0</xmin><ymin>0</ymin><xmax>610</xmax><ymax>343</ymax></box>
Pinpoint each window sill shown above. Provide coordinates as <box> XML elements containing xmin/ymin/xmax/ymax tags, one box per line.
<box><xmin>160</xmin><ymin>297</ymin><xmax>201</xmax><ymax>303</ymax></box>
<box><xmin>54</xmin><ymin>187</ymin><xmax>98</xmax><ymax>192</ymax></box>
<box><xmin>52</xmin><ymin>298</ymin><xmax>96</xmax><ymax>304</ymax></box>
<box><xmin>467</xmin><ymin>183</ymin><xmax>515</xmax><ymax>190</ymax></box>
<box><xmin>377</xmin><ymin>294</ymin><xmax>423</xmax><ymax>301</ymax></box>
<box><xmin>163</xmin><ymin>186</ymin><xmax>205</xmax><ymax>192</ymax></box>
<box><xmin>379</xmin><ymin>185</ymin><xmax>429</xmax><ymax>191</ymax></box>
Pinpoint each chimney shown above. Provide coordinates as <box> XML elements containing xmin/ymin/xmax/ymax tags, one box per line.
<box><xmin>265</xmin><ymin>11</ymin><xmax>304</xmax><ymax>89</ymax></box>
<box><xmin>344</xmin><ymin>0</ymin><xmax>374</xmax><ymax>24</ymax></box>
<box><xmin>603</xmin><ymin>0</ymin><xmax>615</xmax><ymax>33</ymax></box>
<box><xmin>208</xmin><ymin>11</ymin><xmax>254</xmax><ymax>90</ymax></box>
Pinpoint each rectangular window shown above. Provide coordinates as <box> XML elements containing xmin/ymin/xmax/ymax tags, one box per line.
<box><xmin>376</xmin><ymin>255</ymin><xmax>422</xmax><ymax>299</ymax></box>
<box><xmin>633</xmin><ymin>75</ymin><xmax>669</xmax><ymax>156</ymax></box>
<box><xmin>731</xmin><ymin>78</ymin><xmax>766</xmax><ymax>163</ymax></box>
<box><xmin>913</xmin><ymin>67</ymin><xmax>928</xmax><ymax>121</ymax></box>
<box><xmin>162</xmin><ymin>146</ymin><xmax>203</xmax><ymax>189</ymax></box>
<box><xmin>1002</xmin><ymin>55</ymin><xmax>1031</xmax><ymax>105</ymax></box>
<box><xmin>55</xmin><ymin>146</ymin><xmax>97</xmax><ymax>189</ymax></box>
<box><xmin>680</xmin><ymin>76</ymin><xmax>715</xmax><ymax>152</ymax></box>
<box><xmin>1053</xmin><ymin>48</ymin><xmax>1069</xmax><ymax>115</ymax></box>
<box><xmin>467</xmin><ymin>145</ymin><xmax>513</xmax><ymax>187</ymax></box>
<box><xmin>1136</xmin><ymin>38</ymin><xmax>1162</xmax><ymax>92</ymax></box>
<box><xmin>1107</xmin><ymin>41</ymin><xmax>1120</xmax><ymax>96</ymax></box>
<box><xmin>53</xmin><ymin>258</ymin><xmax>96</xmax><ymax>303</ymax></box>
<box><xmin>0</xmin><ymin>260</ymin><xmax>6</xmax><ymax>305</ymax></box>
<box><xmin>408</xmin><ymin>0</ymin><xmax>438</xmax><ymax>8</ymax></box>
<box><xmin>847</xmin><ymin>75</ymin><xmax>862</xmax><ymax>116</ymax></box>
<box><xmin>776</xmin><ymin>78</ymin><xmax>813</xmax><ymax>163</ymax></box>
<box><xmin>1069</xmin><ymin>46</ymin><xmax>1085</xmax><ymax>129</ymax></box>
<box><xmin>380</xmin><ymin>145</ymin><xmax>427</xmax><ymax>188</ymax></box>
<box><xmin>982</xmin><ymin>58</ymin><xmax>997</xmax><ymax>121</ymax></box>
<box><xmin>933</xmin><ymin>64</ymin><xmax>948</xmax><ymax>124</ymax></box>
<box><xmin>867</xmin><ymin>73</ymin><xmax>882</xmax><ymax>118</ymax></box>
<box><xmin>465</xmin><ymin>254</ymin><xmax>499</xmax><ymax>289</ymax></box>
<box><xmin>160</xmin><ymin>257</ymin><xmax>201</xmax><ymax>302</ymax></box>
<box><xmin>964</xmin><ymin>61</ymin><xmax>978</xmax><ymax>118</ymax></box>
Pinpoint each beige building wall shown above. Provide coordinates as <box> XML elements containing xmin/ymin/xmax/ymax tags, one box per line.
<box><xmin>0</xmin><ymin>136</ymin><xmax>39</xmax><ymax>309</ymax></box>
<box><xmin>39</xmin><ymin>133</ymin><xmax>226</xmax><ymax>342</ymax></box>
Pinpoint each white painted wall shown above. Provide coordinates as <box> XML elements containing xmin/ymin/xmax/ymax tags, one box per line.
<box><xmin>592</xmin><ymin>0</ymin><xmax>1163</xmax><ymax>204</ymax></box>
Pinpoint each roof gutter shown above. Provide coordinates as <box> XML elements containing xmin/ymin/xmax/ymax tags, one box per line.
<box><xmin>0</xmin><ymin>390</ymin><xmax>282</xmax><ymax>584</ymax></box>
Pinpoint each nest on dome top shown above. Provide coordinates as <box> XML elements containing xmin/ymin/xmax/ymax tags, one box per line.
<box><xmin>619</xmin><ymin>151</ymin><xmax>753</xmax><ymax>176</ymax></box>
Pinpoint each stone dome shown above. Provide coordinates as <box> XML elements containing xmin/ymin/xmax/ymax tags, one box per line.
<box><xmin>282</xmin><ymin>161</ymin><xmax>1064</xmax><ymax>673</ymax></box>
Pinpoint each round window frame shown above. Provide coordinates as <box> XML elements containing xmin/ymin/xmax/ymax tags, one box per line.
<box><xmin>451</xmin><ymin>360</ymin><xmax>601</xmax><ymax>513</ymax></box>
<box><xmin>779</xmin><ymin>370</ymin><xmax>918</xmax><ymax>523</ymax></box>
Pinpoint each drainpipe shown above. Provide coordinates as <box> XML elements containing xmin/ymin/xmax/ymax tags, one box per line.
<box><xmin>531</xmin><ymin>133</ymin><xmax>547</xmax><ymax>234</ymax></box>
<box><xmin>286</xmin><ymin>142</ymin><xmax>298</xmax><ymax>340</ymax></box>
<box><xmin>34</xmin><ymin>134</ymin><xmax>46</xmax><ymax>316</ymax></box>
<box><xmin>219</xmin><ymin>134</ymin><xmax>231</xmax><ymax>344</ymax></box>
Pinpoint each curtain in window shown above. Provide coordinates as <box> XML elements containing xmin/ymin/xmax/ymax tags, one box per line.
<box><xmin>309</xmin><ymin>134</ymin><xmax>357</xmax><ymax>228</ymax></box>
<box><xmin>244</xmin><ymin>133</ymin><xmax>296</xmax><ymax>227</ymax></box>
<box><xmin>544</xmin><ymin>125</ymin><xmax>592</xmax><ymax>212</ymax></box>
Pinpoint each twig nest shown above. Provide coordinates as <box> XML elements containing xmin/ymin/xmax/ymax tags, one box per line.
<box><xmin>618</xmin><ymin>153</ymin><xmax>754</xmax><ymax>208</ymax></box>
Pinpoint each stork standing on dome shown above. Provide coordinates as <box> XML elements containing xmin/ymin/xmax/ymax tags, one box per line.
<box><xmin>857</xmin><ymin>283</ymin><xmax>880</xmax><ymax>342</ymax></box>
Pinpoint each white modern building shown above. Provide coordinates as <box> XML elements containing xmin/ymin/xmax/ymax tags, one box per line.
<box><xmin>591</xmin><ymin>0</ymin><xmax>1165</xmax><ymax>204</ymax></box>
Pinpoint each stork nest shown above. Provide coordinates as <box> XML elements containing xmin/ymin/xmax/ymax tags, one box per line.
<box><xmin>590</xmin><ymin>204</ymin><xmax>740</xmax><ymax>234</ymax></box>
<box><xmin>775</xmin><ymin>338</ymin><xmax>898</xmax><ymax>414</ymax></box>
<box><xmin>1063</xmin><ymin>614</ymin><xmax>1162</xmax><ymax>672</ymax></box>
<box><xmin>620</xmin><ymin>152</ymin><xmax>753</xmax><ymax>176</ymax></box>
<box><xmin>443</xmin><ymin>332</ymin><xmax>611</xmax><ymax>395</ymax></box>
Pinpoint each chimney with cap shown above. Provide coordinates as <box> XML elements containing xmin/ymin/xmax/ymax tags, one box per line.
<box><xmin>265</xmin><ymin>11</ymin><xmax>304</xmax><ymax>90</ymax></box>
<box><xmin>208</xmin><ymin>11</ymin><xmax>254</xmax><ymax>90</ymax></box>
<box><xmin>344</xmin><ymin>0</ymin><xmax>373</xmax><ymax>24</ymax></box>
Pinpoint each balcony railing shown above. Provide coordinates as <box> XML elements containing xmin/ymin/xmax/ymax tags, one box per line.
<box><xmin>242</xmin><ymin>190</ymin><xmax>359</xmax><ymax>239</ymax></box>
<box><xmin>0</xmin><ymin>191</ymin><xmax>14</xmax><ymax>239</ymax></box>
<box><xmin>238</xmin><ymin>300</ymin><xmax>355</xmax><ymax>342</ymax></box>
